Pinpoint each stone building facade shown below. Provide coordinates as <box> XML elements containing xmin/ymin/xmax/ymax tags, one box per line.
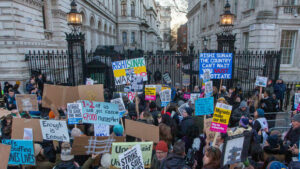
<box><xmin>177</xmin><ymin>23</ymin><xmax>188</xmax><ymax>54</ymax></box>
<box><xmin>157</xmin><ymin>4</ymin><xmax>172</xmax><ymax>51</ymax></box>
<box><xmin>187</xmin><ymin>0</ymin><xmax>300</xmax><ymax>82</ymax></box>
<box><xmin>0</xmin><ymin>0</ymin><xmax>169</xmax><ymax>90</ymax></box>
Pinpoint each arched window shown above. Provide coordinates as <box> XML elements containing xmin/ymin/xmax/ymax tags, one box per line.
<box><xmin>121</xmin><ymin>0</ymin><xmax>127</xmax><ymax>16</ymax></box>
<box><xmin>131</xmin><ymin>1</ymin><xmax>135</xmax><ymax>17</ymax></box>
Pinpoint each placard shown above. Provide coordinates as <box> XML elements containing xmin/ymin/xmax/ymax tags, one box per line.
<box><xmin>112</xmin><ymin>58</ymin><xmax>147</xmax><ymax>85</ymax></box>
<box><xmin>255</xmin><ymin>76</ymin><xmax>268</xmax><ymax>87</ymax></box>
<box><xmin>199</xmin><ymin>53</ymin><xmax>233</xmax><ymax>79</ymax></box>
<box><xmin>0</xmin><ymin>108</ymin><xmax>11</xmax><ymax>119</ymax></box>
<box><xmin>204</xmin><ymin>118</ymin><xmax>215</xmax><ymax>143</ymax></box>
<box><xmin>71</xmin><ymin>136</ymin><xmax>125</xmax><ymax>155</ymax></box>
<box><xmin>111</xmin><ymin>98</ymin><xmax>126</xmax><ymax>117</ymax></box>
<box><xmin>210</xmin><ymin>103</ymin><xmax>232</xmax><ymax>133</ymax></box>
<box><xmin>125</xmin><ymin>119</ymin><xmax>159</xmax><ymax>143</ymax></box>
<box><xmin>183</xmin><ymin>93</ymin><xmax>191</xmax><ymax>100</ymax></box>
<box><xmin>160</xmin><ymin>89</ymin><xmax>171</xmax><ymax>107</ymax></box>
<box><xmin>23</xmin><ymin>128</ymin><xmax>33</xmax><ymax>140</ymax></box>
<box><xmin>111</xmin><ymin>142</ymin><xmax>153</xmax><ymax>168</ymax></box>
<box><xmin>203</xmin><ymin>70</ymin><xmax>211</xmax><ymax>82</ymax></box>
<box><xmin>178</xmin><ymin>103</ymin><xmax>189</xmax><ymax>116</ymax></box>
<box><xmin>128</xmin><ymin>92</ymin><xmax>136</xmax><ymax>102</ymax></box>
<box><xmin>294</xmin><ymin>93</ymin><xmax>300</xmax><ymax>110</ymax></box>
<box><xmin>195</xmin><ymin>97</ymin><xmax>214</xmax><ymax>116</ymax></box>
<box><xmin>130</xmin><ymin>76</ymin><xmax>144</xmax><ymax>92</ymax></box>
<box><xmin>119</xmin><ymin>144</ymin><xmax>145</xmax><ymax>169</ymax></box>
<box><xmin>0</xmin><ymin>143</ymin><xmax>11</xmax><ymax>169</ymax></box>
<box><xmin>2</xmin><ymin>139</ymin><xmax>35</xmax><ymax>165</ymax></box>
<box><xmin>11</xmin><ymin>118</ymin><xmax>43</xmax><ymax>142</ymax></box>
<box><xmin>15</xmin><ymin>94</ymin><xmax>38</xmax><ymax>112</ymax></box>
<box><xmin>94</xmin><ymin>124</ymin><xmax>110</xmax><ymax>137</ymax></box>
<box><xmin>182</xmin><ymin>75</ymin><xmax>190</xmax><ymax>86</ymax></box>
<box><xmin>145</xmin><ymin>85</ymin><xmax>156</xmax><ymax>101</ymax></box>
<box><xmin>205</xmin><ymin>81</ymin><xmax>213</xmax><ymax>97</ymax></box>
<box><xmin>190</xmin><ymin>93</ymin><xmax>201</xmax><ymax>104</ymax></box>
<box><xmin>42</xmin><ymin>84</ymin><xmax>104</xmax><ymax>109</ymax></box>
<box><xmin>163</xmin><ymin>72</ymin><xmax>172</xmax><ymax>84</ymax></box>
<box><xmin>80</xmin><ymin>100</ymin><xmax>119</xmax><ymax>125</ymax></box>
<box><xmin>67</xmin><ymin>103</ymin><xmax>83</xmax><ymax>124</ymax></box>
<box><xmin>40</xmin><ymin>120</ymin><xmax>70</xmax><ymax>142</ymax></box>
<box><xmin>86</xmin><ymin>78</ymin><xmax>94</xmax><ymax>85</ymax></box>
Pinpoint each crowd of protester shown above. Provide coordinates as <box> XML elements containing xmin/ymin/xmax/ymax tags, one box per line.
<box><xmin>0</xmin><ymin>74</ymin><xmax>300</xmax><ymax>169</ymax></box>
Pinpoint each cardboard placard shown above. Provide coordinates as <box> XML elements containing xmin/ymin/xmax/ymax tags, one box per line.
<box><xmin>0</xmin><ymin>108</ymin><xmax>11</xmax><ymax>119</ymax></box>
<box><xmin>255</xmin><ymin>76</ymin><xmax>268</xmax><ymax>87</ymax></box>
<box><xmin>163</xmin><ymin>72</ymin><xmax>172</xmax><ymax>84</ymax></box>
<box><xmin>145</xmin><ymin>85</ymin><xmax>156</xmax><ymax>101</ymax></box>
<box><xmin>71</xmin><ymin>136</ymin><xmax>125</xmax><ymax>155</ymax></box>
<box><xmin>11</xmin><ymin>118</ymin><xmax>43</xmax><ymax>142</ymax></box>
<box><xmin>42</xmin><ymin>84</ymin><xmax>104</xmax><ymax>109</ymax></box>
<box><xmin>15</xmin><ymin>94</ymin><xmax>38</xmax><ymax>112</ymax></box>
<box><xmin>199</xmin><ymin>53</ymin><xmax>233</xmax><ymax>79</ymax></box>
<box><xmin>0</xmin><ymin>143</ymin><xmax>11</xmax><ymax>169</ymax></box>
<box><xmin>112</xmin><ymin>58</ymin><xmax>147</xmax><ymax>85</ymax></box>
<box><xmin>210</xmin><ymin>103</ymin><xmax>233</xmax><ymax>133</ymax></box>
<box><xmin>40</xmin><ymin>120</ymin><xmax>70</xmax><ymax>142</ymax></box>
<box><xmin>195</xmin><ymin>97</ymin><xmax>214</xmax><ymax>116</ymax></box>
<box><xmin>94</xmin><ymin>124</ymin><xmax>110</xmax><ymax>137</ymax></box>
<box><xmin>2</xmin><ymin>139</ymin><xmax>35</xmax><ymax>165</ymax></box>
<box><xmin>67</xmin><ymin>103</ymin><xmax>83</xmax><ymax>124</ymax></box>
<box><xmin>159</xmin><ymin>89</ymin><xmax>171</xmax><ymax>107</ymax></box>
<box><xmin>125</xmin><ymin>119</ymin><xmax>159</xmax><ymax>143</ymax></box>
<box><xmin>79</xmin><ymin>100</ymin><xmax>120</xmax><ymax>125</ymax></box>
<box><xmin>111</xmin><ymin>142</ymin><xmax>153</xmax><ymax>168</ymax></box>
<box><xmin>111</xmin><ymin>98</ymin><xmax>126</xmax><ymax>117</ymax></box>
<box><xmin>204</xmin><ymin>118</ymin><xmax>215</xmax><ymax>143</ymax></box>
<box><xmin>182</xmin><ymin>75</ymin><xmax>190</xmax><ymax>86</ymax></box>
<box><xmin>119</xmin><ymin>144</ymin><xmax>144</xmax><ymax>169</ymax></box>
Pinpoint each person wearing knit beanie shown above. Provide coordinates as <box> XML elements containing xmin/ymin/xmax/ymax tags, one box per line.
<box><xmin>267</xmin><ymin>161</ymin><xmax>287</xmax><ymax>169</ymax></box>
<box><xmin>151</xmin><ymin>141</ymin><xmax>169</xmax><ymax>169</ymax></box>
<box><xmin>71</xmin><ymin>128</ymin><xmax>82</xmax><ymax>138</ymax></box>
<box><xmin>256</xmin><ymin>108</ymin><xmax>265</xmax><ymax>118</ymax></box>
<box><xmin>113</xmin><ymin>124</ymin><xmax>124</xmax><ymax>136</ymax></box>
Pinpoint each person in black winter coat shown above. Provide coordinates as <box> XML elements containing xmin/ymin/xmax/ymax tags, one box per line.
<box><xmin>160</xmin><ymin>141</ymin><xmax>191</xmax><ymax>169</ymax></box>
<box><xmin>274</xmin><ymin>79</ymin><xmax>286</xmax><ymax>111</ymax></box>
<box><xmin>230</xmin><ymin>101</ymin><xmax>250</xmax><ymax>127</ymax></box>
<box><xmin>285</xmin><ymin>114</ymin><xmax>300</xmax><ymax>147</ymax></box>
<box><xmin>179</xmin><ymin>107</ymin><xmax>194</xmax><ymax>138</ymax></box>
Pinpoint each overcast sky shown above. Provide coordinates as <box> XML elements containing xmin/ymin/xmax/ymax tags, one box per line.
<box><xmin>158</xmin><ymin>0</ymin><xmax>188</xmax><ymax>30</ymax></box>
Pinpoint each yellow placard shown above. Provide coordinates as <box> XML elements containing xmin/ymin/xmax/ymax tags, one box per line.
<box><xmin>113</xmin><ymin>69</ymin><xmax>126</xmax><ymax>78</ymax></box>
<box><xmin>212</xmin><ymin>107</ymin><xmax>232</xmax><ymax>125</ymax></box>
<box><xmin>145</xmin><ymin>87</ymin><xmax>156</xmax><ymax>96</ymax></box>
<box><xmin>134</xmin><ymin>66</ymin><xmax>146</xmax><ymax>75</ymax></box>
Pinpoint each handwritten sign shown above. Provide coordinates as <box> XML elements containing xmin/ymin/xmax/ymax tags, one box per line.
<box><xmin>67</xmin><ymin>103</ymin><xmax>83</xmax><ymax>124</ymax></box>
<box><xmin>210</xmin><ymin>103</ymin><xmax>232</xmax><ymax>133</ymax></box>
<box><xmin>199</xmin><ymin>53</ymin><xmax>233</xmax><ymax>79</ymax></box>
<box><xmin>178</xmin><ymin>103</ymin><xmax>189</xmax><ymax>116</ymax></box>
<box><xmin>15</xmin><ymin>94</ymin><xmax>38</xmax><ymax>112</ymax></box>
<box><xmin>295</xmin><ymin>93</ymin><xmax>300</xmax><ymax>110</ymax></box>
<box><xmin>119</xmin><ymin>144</ymin><xmax>145</xmax><ymax>169</ymax></box>
<box><xmin>111</xmin><ymin>142</ymin><xmax>153</xmax><ymax>168</ymax></box>
<box><xmin>182</xmin><ymin>75</ymin><xmax>190</xmax><ymax>86</ymax></box>
<box><xmin>145</xmin><ymin>85</ymin><xmax>156</xmax><ymax>101</ymax></box>
<box><xmin>40</xmin><ymin>120</ymin><xmax>70</xmax><ymax>142</ymax></box>
<box><xmin>160</xmin><ymin>89</ymin><xmax>171</xmax><ymax>107</ymax></box>
<box><xmin>183</xmin><ymin>93</ymin><xmax>191</xmax><ymax>100</ymax></box>
<box><xmin>195</xmin><ymin>97</ymin><xmax>214</xmax><ymax>116</ymax></box>
<box><xmin>112</xmin><ymin>58</ymin><xmax>147</xmax><ymax>85</ymax></box>
<box><xmin>205</xmin><ymin>81</ymin><xmax>213</xmax><ymax>97</ymax></box>
<box><xmin>255</xmin><ymin>76</ymin><xmax>268</xmax><ymax>87</ymax></box>
<box><xmin>163</xmin><ymin>72</ymin><xmax>172</xmax><ymax>84</ymax></box>
<box><xmin>111</xmin><ymin>98</ymin><xmax>126</xmax><ymax>117</ymax></box>
<box><xmin>80</xmin><ymin>100</ymin><xmax>119</xmax><ymax>125</ymax></box>
<box><xmin>190</xmin><ymin>93</ymin><xmax>201</xmax><ymax>104</ymax></box>
<box><xmin>2</xmin><ymin>139</ymin><xmax>35</xmax><ymax>165</ymax></box>
<box><xmin>94</xmin><ymin>124</ymin><xmax>110</xmax><ymax>137</ymax></box>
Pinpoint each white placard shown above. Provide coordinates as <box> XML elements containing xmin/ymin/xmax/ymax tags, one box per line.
<box><xmin>163</xmin><ymin>73</ymin><xmax>172</xmax><ymax>84</ymax></box>
<box><xmin>178</xmin><ymin>103</ymin><xmax>189</xmax><ymax>116</ymax></box>
<box><xmin>118</xmin><ymin>144</ymin><xmax>145</xmax><ymax>169</ymax></box>
<box><xmin>111</xmin><ymin>98</ymin><xmax>126</xmax><ymax>116</ymax></box>
<box><xmin>86</xmin><ymin>78</ymin><xmax>94</xmax><ymax>85</ymax></box>
<box><xmin>255</xmin><ymin>76</ymin><xmax>268</xmax><ymax>87</ymax></box>
<box><xmin>159</xmin><ymin>89</ymin><xmax>171</xmax><ymax>103</ymax></box>
<box><xmin>40</xmin><ymin>120</ymin><xmax>70</xmax><ymax>142</ymax></box>
<box><xmin>94</xmin><ymin>124</ymin><xmax>110</xmax><ymax>137</ymax></box>
<box><xmin>190</xmin><ymin>93</ymin><xmax>201</xmax><ymax>104</ymax></box>
<box><xmin>67</xmin><ymin>103</ymin><xmax>83</xmax><ymax>124</ymax></box>
<box><xmin>205</xmin><ymin>81</ymin><xmax>213</xmax><ymax>95</ymax></box>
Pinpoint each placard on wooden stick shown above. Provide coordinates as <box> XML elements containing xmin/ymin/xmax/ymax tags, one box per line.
<box><xmin>0</xmin><ymin>143</ymin><xmax>11</xmax><ymax>169</ymax></box>
<box><xmin>72</xmin><ymin>136</ymin><xmax>125</xmax><ymax>155</ymax></box>
<box><xmin>11</xmin><ymin>118</ymin><xmax>43</xmax><ymax>142</ymax></box>
<box><xmin>125</xmin><ymin>119</ymin><xmax>159</xmax><ymax>143</ymax></box>
<box><xmin>15</xmin><ymin>94</ymin><xmax>38</xmax><ymax>112</ymax></box>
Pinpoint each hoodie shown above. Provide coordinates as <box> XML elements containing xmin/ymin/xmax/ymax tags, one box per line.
<box><xmin>160</xmin><ymin>154</ymin><xmax>191</xmax><ymax>169</ymax></box>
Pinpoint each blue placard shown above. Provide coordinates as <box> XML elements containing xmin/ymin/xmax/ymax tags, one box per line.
<box><xmin>2</xmin><ymin>139</ymin><xmax>35</xmax><ymax>165</ymax></box>
<box><xmin>161</xmin><ymin>101</ymin><xmax>170</xmax><ymax>107</ymax></box>
<box><xmin>199</xmin><ymin>53</ymin><xmax>233</xmax><ymax>79</ymax></box>
<box><xmin>80</xmin><ymin>100</ymin><xmax>120</xmax><ymax>125</ymax></box>
<box><xmin>195</xmin><ymin>97</ymin><xmax>214</xmax><ymax>116</ymax></box>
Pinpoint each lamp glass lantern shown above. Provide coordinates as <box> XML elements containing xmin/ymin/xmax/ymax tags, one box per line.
<box><xmin>67</xmin><ymin>0</ymin><xmax>82</xmax><ymax>27</ymax></box>
<box><xmin>219</xmin><ymin>0</ymin><xmax>235</xmax><ymax>27</ymax></box>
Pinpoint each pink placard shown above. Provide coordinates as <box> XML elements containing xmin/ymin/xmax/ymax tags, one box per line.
<box><xmin>210</xmin><ymin>122</ymin><xmax>228</xmax><ymax>133</ymax></box>
<box><xmin>183</xmin><ymin>94</ymin><xmax>191</xmax><ymax>100</ymax></box>
<box><xmin>145</xmin><ymin>95</ymin><xmax>156</xmax><ymax>101</ymax></box>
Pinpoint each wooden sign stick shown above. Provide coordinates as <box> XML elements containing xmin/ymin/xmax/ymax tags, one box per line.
<box><xmin>219</xmin><ymin>79</ymin><xmax>223</xmax><ymax>95</ymax></box>
<box><xmin>212</xmin><ymin>132</ymin><xmax>219</xmax><ymax>147</ymax></box>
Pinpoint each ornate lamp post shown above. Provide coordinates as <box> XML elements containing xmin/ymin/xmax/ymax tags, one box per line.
<box><xmin>66</xmin><ymin>0</ymin><xmax>86</xmax><ymax>85</ymax></box>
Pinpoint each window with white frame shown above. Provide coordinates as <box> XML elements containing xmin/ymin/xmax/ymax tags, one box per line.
<box><xmin>131</xmin><ymin>32</ymin><xmax>135</xmax><ymax>44</ymax></box>
<box><xmin>131</xmin><ymin>1</ymin><xmax>135</xmax><ymax>17</ymax></box>
<box><xmin>122</xmin><ymin>31</ymin><xmax>127</xmax><ymax>45</ymax></box>
<box><xmin>248</xmin><ymin>0</ymin><xmax>255</xmax><ymax>9</ymax></box>
<box><xmin>243</xmin><ymin>32</ymin><xmax>249</xmax><ymax>50</ymax></box>
<box><xmin>121</xmin><ymin>1</ymin><xmax>127</xmax><ymax>16</ymax></box>
<box><xmin>280</xmin><ymin>30</ymin><xmax>297</xmax><ymax>64</ymax></box>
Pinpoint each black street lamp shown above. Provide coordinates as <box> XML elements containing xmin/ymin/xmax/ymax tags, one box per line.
<box><xmin>66</xmin><ymin>0</ymin><xmax>86</xmax><ymax>85</ymax></box>
<box><xmin>220</xmin><ymin>0</ymin><xmax>235</xmax><ymax>32</ymax></box>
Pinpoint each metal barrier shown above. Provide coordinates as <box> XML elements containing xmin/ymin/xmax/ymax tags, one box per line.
<box><xmin>265</xmin><ymin>111</ymin><xmax>291</xmax><ymax>133</ymax></box>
